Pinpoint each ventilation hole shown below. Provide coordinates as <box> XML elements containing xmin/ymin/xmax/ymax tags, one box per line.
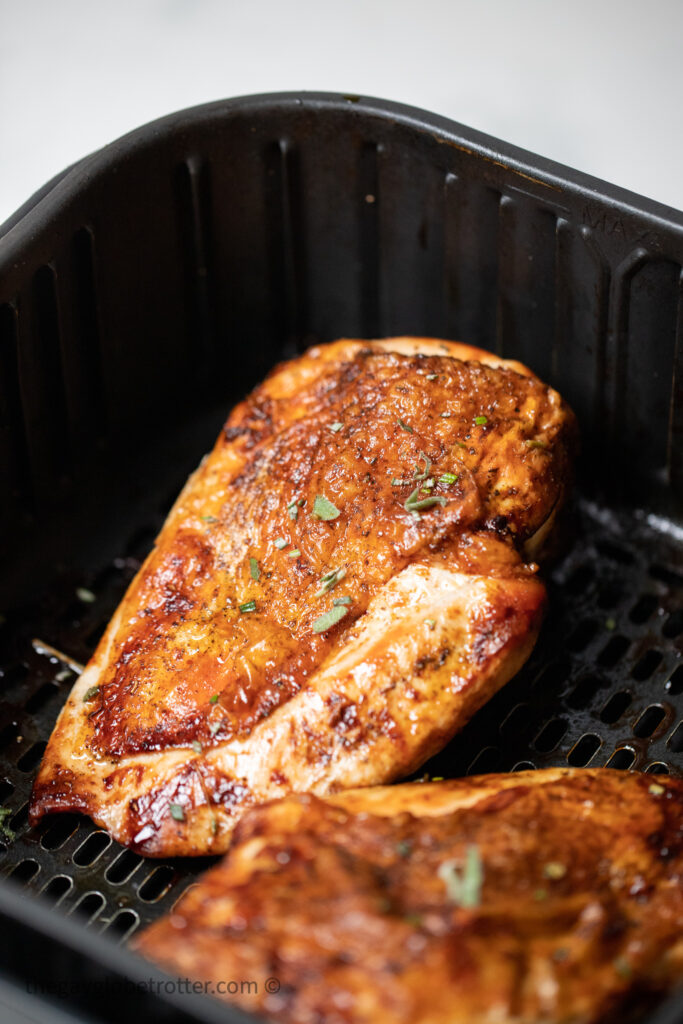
<box><xmin>41</xmin><ymin>874</ymin><xmax>72</xmax><ymax>905</ymax></box>
<box><xmin>597</xmin><ymin>541</ymin><xmax>634</xmax><ymax>565</ymax></box>
<box><xmin>667</xmin><ymin>722</ymin><xmax>683</xmax><ymax>753</ymax></box>
<box><xmin>71</xmin><ymin>891</ymin><xmax>105</xmax><ymax>923</ymax></box>
<box><xmin>499</xmin><ymin>703</ymin><xmax>531</xmax><ymax>739</ymax></box>
<box><xmin>566</xmin><ymin>564</ymin><xmax>594</xmax><ymax>595</ymax></box>
<box><xmin>633</xmin><ymin>705</ymin><xmax>666</xmax><ymax>739</ymax></box>
<box><xmin>629</xmin><ymin>594</ymin><xmax>658</xmax><ymax>624</ymax></box>
<box><xmin>663</xmin><ymin>610</ymin><xmax>683</xmax><ymax>638</ymax></box>
<box><xmin>24</xmin><ymin>682</ymin><xmax>59</xmax><ymax>714</ymax></box>
<box><xmin>105</xmin><ymin>849</ymin><xmax>142</xmax><ymax>884</ymax></box>
<box><xmin>104</xmin><ymin>908</ymin><xmax>139</xmax><ymax>941</ymax></box>
<box><xmin>533</xmin><ymin>718</ymin><xmax>568</xmax><ymax>753</ymax></box>
<box><xmin>666</xmin><ymin>666</ymin><xmax>683</xmax><ymax>696</ymax></box>
<box><xmin>467</xmin><ymin>746</ymin><xmax>500</xmax><ymax>775</ymax></box>
<box><xmin>600</xmin><ymin>691</ymin><xmax>632</xmax><ymax>724</ymax></box>
<box><xmin>138</xmin><ymin>865</ymin><xmax>175</xmax><ymax>902</ymax></box>
<box><xmin>0</xmin><ymin>779</ymin><xmax>14</xmax><ymax>802</ymax></box>
<box><xmin>605</xmin><ymin>747</ymin><xmax>636</xmax><ymax>770</ymax></box>
<box><xmin>631</xmin><ymin>650</ymin><xmax>663</xmax><ymax>681</ymax></box>
<box><xmin>172</xmin><ymin>883</ymin><xmax>197</xmax><ymax>912</ymax></box>
<box><xmin>512</xmin><ymin>761</ymin><xmax>536</xmax><ymax>772</ymax></box>
<box><xmin>597</xmin><ymin>635</ymin><xmax>629</xmax><ymax>668</ymax></box>
<box><xmin>85</xmin><ymin>622</ymin><xmax>106</xmax><ymax>651</ymax></box>
<box><xmin>10</xmin><ymin>803</ymin><xmax>28</xmax><ymax>833</ymax></box>
<box><xmin>646</xmin><ymin>762</ymin><xmax>670</xmax><ymax>775</ymax></box>
<box><xmin>533</xmin><ymin>656</ymin><xmax>571</xmax><ymax>692</ymax></box>
<box><xmin>649</xmin><ymin>564</ymin><xmax>683</xmax><ymax>587</ymax></box>
<box><xmin>567</xmin><ymin>620</ymin><xmax>597</xmax><ymax>653</ymax></box>
<box><xmin>0</xmin><ymin>723</ymin><xmax>19</xmax><ymax>752</ymax></box>
<box><xmin>567</xmin><ymin>733</ymin><xmax>601</xmax><ymax>767</ymax></box>
<box><xmin>17</xmin><ymin>740</ymin><xmax>47</xmax><ymax>773</ymax></box>
<box><xmin>597</xmin><ymin>583</ymin><xmax>622</xmax><ymax>609</ymax></box>
<box><xmin>8</xmin><ymin>859</ymin><xmax>39</xmax><ymax>884</ymax></box>
<box><xmin>73</xmin><ymin>830</ymin><xmax>111</xmax><ymax>867</ymax></box>
<box><xmin>41</xmin><ymin>814</ymin><xmax>81</xmax><ymax>850</ymax></box>
<box><xmin>566</xmin><ymin>674</ymin><xmax>604</xmax><ymax>709</ymax></box>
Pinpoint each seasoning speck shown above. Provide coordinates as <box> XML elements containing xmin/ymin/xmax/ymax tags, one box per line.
<box><xmin>397</xmin><ymin>419</ymin><xmax>414</xmax><ymax>433</ymax></box>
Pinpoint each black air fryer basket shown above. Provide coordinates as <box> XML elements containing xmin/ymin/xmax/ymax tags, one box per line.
<box><xmin>0</xmin><ymin>93</ymin><xmax>682</xmax><ymax>1024</ymax></box>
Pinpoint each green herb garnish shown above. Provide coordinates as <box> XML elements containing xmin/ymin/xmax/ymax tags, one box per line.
<box><xmin>439</xmin><ymin>472</ymin><xmax>458</xmax><ymax>485</ymax></box>
<box><xmin>614</xmin><ymin>957</ymin><xmax>632</xmax><ymax>979</ymax></box>
<box><xmin>474</xmin><ymin>415</ymin><xmax>488</xmax><ymax>426</ymax></box>
<box><xmin>526</xmin><ymin>439</ymin><xmax>548</xmax><ymax>450</ymax></box>
<box><xmin>76</xmin><ymin>587</ymin><xmax>96</xmax><ymax>604</ymax></box>
<box><xmin>330</xmin><ymin>422</ymin><xmax>343</xmax><ymax>432</ymax></box>
<box><xmin>288</xmin><ymin>549</ymin><xmax>301</xmax><ymax>558</ymax></box>
<box><xmin>312</xmin><ymin>495</ymin><xmax>340</xmax><ymax>521</ymax></box>
<box><xmin>201</xmin><ymin>515</ymin><xmax>218</xmax><ymax>523</ymax></box>
<box><xmin>425</xmin><ymin>374</ymin><xmax>438</xmax><ymax>381</ymax></box>
<box><xmin>391</xmin><ymin>477</ymin><xmax>410</xmax><ymax>486</ymax></box>
<box><xmin>312</xmin><ymin>605</ymin><xmax>349</xmax><ymax>634</ymax></box>
<box><xmin>315</xmin><ymin>567</ymin><xmax>346</xmax><ymax>597</ymax></box>
<box><xmin>83</xmin><ymin>686</ymin><xmax>100</xmax><ymax>702</ymax></box>
<box><xmin>210</xmin><ymin>817</ymin><xmax>218</xmax><ymax>835</ymax></box>
<box><xmin>333</xmin><ymin>596</ymin><xmax>352</xmax><ymax>606</ymax></box>
<box><xmin>249</xmin><ymin>557</ymin><xmax>260</xmax><ymax>581</ymax></box>
<box><xmin>397</xmin><ymin>419</ymin><xmax>414</xmax><ymax>433</ymax></box>
<box><xmin>404</xmin><ymin>486</ymin><xmax>447</xmax><ymax>518</ymax></box>
<box><xmin>192</xmin><ymin>740</ymin><xmax>202</xmax><ymax>754</ymax></box>
<box><xmin>440</xmin><ymin>412</ymin><xmax>451</xmax><ymax>418</ymax></box>
<box><xmin>413</xmin><ymin>452</ymin><xmax>432</xmax><ymax>481</ymax></box>
<box><xmin>239</xmin><ymin>600</ymin><xmax>257</xmax><ymax>613</ymax></box>
<box><xmin>287</xmin><ymin>499</ymin><xmax>300</xmax><ymax>521</ymax></box>
<box><xmin>454</xmin><ymin>441</ymin><xmax>467</xmax><ymax>448</ymax></box>
<box><xmin>209</xmin><ymin>721</ymin><xmax>221</xmax><ymax>736</ymax></box>
<box><xmin>274</xmin><ymin>537</ymin><xmax>287</xmax><ymax>549</ymax></box>
<box><xmin>543</xmin><ymin>861</ymin><xmax>567</xmax><ymax>880</ymax></box>
<box><xmin>169</xmin><ymin>804</ymin><xmax>185</xmax><ymax>822</ymax></box>
<box><xmin>424</xmin><ymin>618</ymin><xmax>436</xmax><ymax>630</ymax></box>
<box><xmin>649</xmin><ymin>783</ymin><xmax>665</xmax><ymax>796</ymax></box>
<box><xmin>437</xmin><ymin>846</ymin><xmax>483</xmax><ymax>908</ymax></box>
<box><xmin>209</xmin><ymin>694</ymin><xmax>219</xmax><ymax>704</ymax></box>
<box><xmin>0</xmin><ymin>808</ymin><xmax>16</xmax><ymax>843</ymax></box>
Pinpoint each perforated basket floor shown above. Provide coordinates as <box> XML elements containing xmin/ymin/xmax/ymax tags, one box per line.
<box><xmin>0</xmin><ymin>489</ymin><xmax>681</xmax><ymax>953</ymax></box>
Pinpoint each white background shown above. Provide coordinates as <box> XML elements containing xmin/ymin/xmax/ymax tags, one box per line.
<box><xmin>1</xmin><ymin>0</ymin><xmax>682</xmax><ymax>225</ymax></box>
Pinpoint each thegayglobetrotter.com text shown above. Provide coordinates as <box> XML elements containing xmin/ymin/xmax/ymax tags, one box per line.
<box><xmin>26</xmin><ymin>976</ymin><xmax>281</xmax><ymax>999</ymax></box>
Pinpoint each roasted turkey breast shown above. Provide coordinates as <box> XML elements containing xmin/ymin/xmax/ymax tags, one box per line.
<box><xmin>135</xmin><ymin>768</ymin><xmax>683</xmax><ymax>1024</ymax></box>
<box><xmin>30</xmin><ymin>338</ymin><xmax>577</xmax><ymax>855</ymax></box>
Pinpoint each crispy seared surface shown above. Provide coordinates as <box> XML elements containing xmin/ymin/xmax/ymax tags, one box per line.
<box><xmin>30</xmin><ymin>338</ymin><xmax>576</xmax><ymax>855</ymax></box>
<box><xmin>136</xmin><ymin>769</ymin><xmax>683</xmax><ymax>1024</ymax></box>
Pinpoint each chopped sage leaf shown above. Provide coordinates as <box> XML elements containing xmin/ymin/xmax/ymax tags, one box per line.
<box><xmin>397</xmin><ymin>419</ymin><xmax>414</xmax><ymax>433</ymax></box>
<box><xmin>249</xmin><ymin>557</ymin><xmax>260</xmax><ymax>581</ymax></box>
<box><xmin>201</xmin><ymin>515</ymin><xmax>218</xmax><ymax>523</ymax></box>
<box><xmin>424</xmin><ymin>618</ymin><xmax>436</xmax><ymax>630</ymax></box>
<box><xmin>413</xmin><ymin>452</ymin><xmax>432</xmax><ymax>481</ymax></box>
<box><xmin>287</xmin><ymin>499</ymin><xmax>300</xmax><ymax>521</ymax></box>
<box><xmin>288</xmin><ymin>549</ymin><xmax>301</xmax><ymax>558</ymax></box>
<box><xmin>312</xmin><ymin>605</ymin><xmax>349</xmax><ymax>634</ymax></box>
<box><xmin>425</xmin><ymin>373</ymin><xmax>438</xmax><ymax>380</ymax></box>
<box><xmin>169</xmin><ymin>804</ymin><xmax>185</xmax><ymax>822</ymax></box>
<box><xmin>312</xmin><ymin>494</ymin><xmax>340</xmax><ymax>521</ymax></box>
<box><xmin>239</xmin><ymin>600</ymin><xmax>257</xmax><ymax>613</ymax></box>
<box><xmin>274</xmin><ymin>537</ymin><xmax>287</xmax><ymax>549</ymax></box>
<box><xmin>454</xmin><ymin>441</ymin><xmax>467</xmax><ymax>448</ymax></box>
<box><xmin>474</xmin><ymin>415</ymin><xmax>488</xmax><ymax>426</ymax></box>
<box><xmin>315</xmin><ymin>566</ymin><xmax>346</xmax><ymax>597</ymax></box>
<box><xmin>439</xmin><ymin>472</ymin><xmax>458</xmax><ymax>485</ymax></box>
<box><xmin>438</xmin><ymin>846</ymin><xmax>483</xmax><ymax>908</ymax></box>
<box><xmin>210</xmin><ymin>817</ymin><xmax>218</xmax><ymax>835</ymax></box>
<box><xmin>333</xmin><ymin>596</ymin><xmax>353</xmax><ymax>606</ymax></box>
<box><xmin>209</xmin><ymin>694</ymin><xmax>219</xmax><ymax>704</ymax></box>
<box><xmin>543</xmin><ymin>861</ymin><xmax>567</xmax><ymax>880</ymax></box>
<box><xmin>192</xmin><ymin>740</ymin><xmax>202</xmax><ymax>754</ymax></box>
<box><xmin>330</xmin><ymin>421</ymin><xmax>344</xmax><ymax>432</ymax></box>
<box><xmin>76</xmin><ymin>587</ymin><xmax>96</xmax><ymax>604</ymax></box>
<box><xmin>391</xmin><ymin>477</ymin><xmax>410</xmax><ymax>486</ymax></box>
<box><xmin>440</xmin><ymin>412</ymin><xmax>451</xmax><ymax>418</ymax></box>
<box><xmin>83</xmin><ymin>686</ymin><xmax>100</xmax><ymax>702</ymax></box>
<box><xmin>526</xmin><ymin>439</ymin><xmax>549</xmax><ymax>450</ymax></box>
<box><xmin>404</xmin><ymin>486</ymin><xmax>447</xmax><ymax>515</ymax></box>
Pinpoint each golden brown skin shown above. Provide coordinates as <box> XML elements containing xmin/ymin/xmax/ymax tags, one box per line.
<box><xmin>136</xmin><ymin>769</ymin><xmax>683</xmax><ymax>1024</ymax></box>
<box><xmin>30</xmin><ymin>338</ymin><xmax>577</xmax><ymax>855</ymax></box>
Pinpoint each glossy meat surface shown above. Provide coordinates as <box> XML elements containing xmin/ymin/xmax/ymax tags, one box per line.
<box><xmin>30</xmin><ymin>338</ymin><xmax>576</xmax><ymax>855</ymax></box>
<box><xmin>136</xmin><ymin>769</ymin><xmax>683</xmax><ymax>1024</ymax></box>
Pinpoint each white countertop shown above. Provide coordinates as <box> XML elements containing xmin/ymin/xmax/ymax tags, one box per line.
<box><xmin>1</xmin><ymin>0</ymin><xmax>682</xmax><ymax>225</ymax></box>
